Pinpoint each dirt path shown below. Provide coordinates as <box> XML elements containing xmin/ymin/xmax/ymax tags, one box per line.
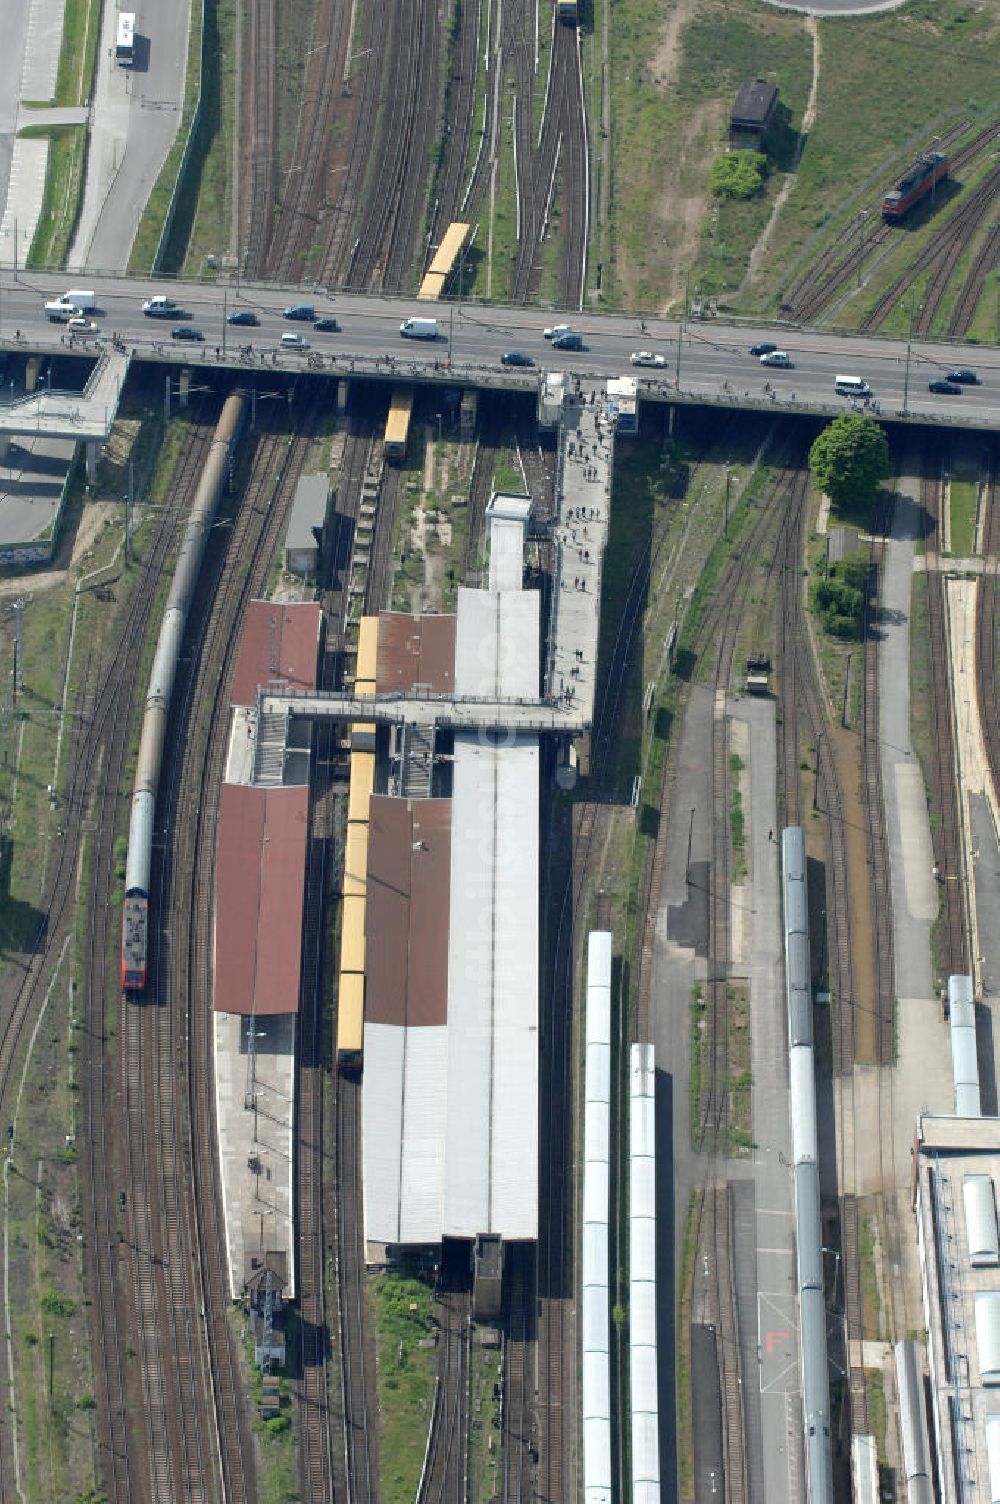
<box><xmin>0</xmin><ymin>501</ymin><xmax>118</xmax><ymax>599</ymax></box>
<box><xmin>744</xmin><ymin>15</ymin><xmax>820</xmax><ymax>290</ymax></box>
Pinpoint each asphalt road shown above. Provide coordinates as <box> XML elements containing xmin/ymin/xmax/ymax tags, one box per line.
<box><xmin>2</xmin><ymin>270</ymin><xmax>999</xmax><ymax>426</ymax></box>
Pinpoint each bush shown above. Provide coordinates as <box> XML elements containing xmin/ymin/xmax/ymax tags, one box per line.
<box><xmin>812</xmin><ymin>554</ymin><xmax>869</xmax><ymax>640</ymax></box>
<box><xmin>710</xmin><ymin>150</ymin><xmax>767</xmax><ymax>199</ymax></box>
<box><xmin>41</xmin><ymin>1290</ymin><xmax>76</xmax><ymax>1318</ymax></box>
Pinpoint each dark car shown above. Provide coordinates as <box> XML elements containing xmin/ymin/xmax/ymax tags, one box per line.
<box><xmin>313</xmin><ymin>317</ymin><xmax>340</xmax><ymax>332</ymax></box>
<box><xmin>172</xmin><ymin>326</ymin><xmax>204</xmax><ymax>341</ymax></box>
<box><xmin>947</xmin><ymin>368</ymin><xmax>979</xmax><ymax>384</ymax></box>
<box><xmin>501</xmin><ymin>350</ymin><xmax>534</xmax><ymax>367</ymax></box>
<box><xmin>551</xmin><ymin>332</ymin><xmax>584</xmax><ymax>351</ymax></box>
<box><xmin>928</xmin><ymin>379</ymin><xmax>962</xmax><ymax>395</ymax></box>
<box><xmin>750</xmin><ymin>341</ymin><xmax>778</xmax><ymax>357</ymax></box>
<box><xmin>284</xmin><ymin>303</ymin><xmax>315</xmax><ymax>321</ymax></box>
<box><xmin>227</xmin><ymin>309</ymin><xmax>259</xmax><ymax>326</ymax></box>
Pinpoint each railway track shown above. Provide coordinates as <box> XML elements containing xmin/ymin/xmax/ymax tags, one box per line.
<box><xmin>425</xmin><ymin>0</ymin><xmax>483</xmax><ymax>250</ymax></box>
<box><xmin>920</xmin><ymin>449</ymin><xmax>968</xmax><ymax>978</ymax></box>
<box><xmin>163</xmin><ymin>404</ymin><xmax>340</xmax><ymax>1504</ymax></box>
<box><xmin>336</xmin><ymin>1077</ymin><xmax>377</xmax><ymax>1502</ymax></box>
<box><xmin>418</xmin><ymin>1250</ymin><xmax>472</xmax><ymax>1504</ymax></box>
<box><xmin>242</xmin><ymin>0</ymin><xmax>276</xmax><ymax>276</ymax></box>
<box><xmin>779</xmin><ymin>119</ymin><xmax>987</xmax><ymax>323</ymax></box>
<box><xmin>501</xmin><ymin>1242</ymin><xmax>534</xmax><ymax>1504</ymax></box>
<box><xmin>947</xmin><ymin>217</ymin><xmax>1000</xmax><ymax>337</ymax></box>
<box><xmin>72</xmin><ymin>417</ymin><xmax>216</xmax><ymax>1504</ymax></box>
<box><xmin>859</xmin><ymin>507</ymin><xmax>896</xmax><ymax>1065</ymax></box>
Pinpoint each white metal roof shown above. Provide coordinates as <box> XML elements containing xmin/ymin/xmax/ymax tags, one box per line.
<box><xmin>966</xmin><ymin>1177</ymin><xmax>1000</xmax><ymax>1267</ymax></box>
<box><xmin>630</xmin><ymin>1043</ymin><xmax>659</xmax><ymax>1504</ymax></box>
<box><xmin>443</xmin><ymin>732</ymin><xmax>538</xmax><ymax>1238</ymax></box>
<box><xmin>789</xmin><ymin>1044</ymin><xmax>818</xmax><ymax>1165</ymax></box>
<box><xmin>363</xmin><ymin>1023</ymin><xmax>448</xmax><ymax>1245</ymax></box>
<box><xmin>488</xmin><ymin>516</ymin><xmax>526</xmax><ymax>594</ymax></box>
<box><xmin>986</xmin><ymin>1415</ymin><xmax>1000</xmax><ymax>1504</ymax></box>
<box><xmin>976</xmin><ymin>1295</ymin><xmax>1000</xmax><ymax>1385</ymax></box>
<box><xmin>453</xmin><ymin>586</ymin><xmax>540</xmax><ymax>700</ymax></box>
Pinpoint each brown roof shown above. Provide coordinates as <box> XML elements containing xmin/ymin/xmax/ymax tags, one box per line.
<box><xmin>214</xmin><ymin>785</ymin><xmax>309</xmax><ymax>1014</ymax></box>
<box><xmin>230</xmin><ymin>601</ymin><xmax>323</xmax><ymax>708</ymax></box>
<box><xmin>366</xmin><ymin>796</ymin><xmax>451</xmax><ymax>1027</ymax></box>
<box><xmin>375</xmin><ymin>613</ymin><xmax>456</xmax><ymax>695</ymax></box>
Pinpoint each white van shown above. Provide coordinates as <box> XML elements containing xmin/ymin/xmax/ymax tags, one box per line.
<box><xmin>835</xmin><ymin>374</ymin><xmax>871</xmax><ymax>397</ymax></box>
<box><xmin>64</xmin><ymin>289</ymin><xmax>96</xmax><ymax>312</ymax></box>
<box><xmin>399</xmin><ymin>317</ymin><xmax>439</xmax><ymax>340</ymax></box>
<box><xmin>280</xmin><ymin>332</ymin><xmax>310</xmax><ymax>351</ymax></box>
<box><xmin>44</xmin><ymin>299</ymin><xmax>78</xmax><ymax>322</ymax></box>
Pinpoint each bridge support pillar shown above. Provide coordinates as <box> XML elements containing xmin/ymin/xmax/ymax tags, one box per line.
<box><xmin>336</xmin><ymin>380</ymin><xmax>349</xmax><ymax>415</ymax></box>
<box><xmin>85</xmin><ymin>441</ymin><xmax>100</xmax><ymax>482</ymax></box>
<box><xmin>178</xmin><ymin>369</ymin><xmax>191</xmax><ymax>407</ymax></box>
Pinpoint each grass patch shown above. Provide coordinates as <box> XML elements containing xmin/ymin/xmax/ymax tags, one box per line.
<box><xmin>859</xmin><ymin>1212</ymin><xmax>882</xmax><ymax>1339</ymax></box>
<box><xmin>675</xmin><ymin>1189</ymin><xmax>701</xmax><ymax>1499</ymax></box>
<box><xmin>607</xmin><ymin>0</ymin><xmax>812</xmax><ymax>310</ymax></box>
<box><xmin>867</xmin><ymin>1368</ymin><xmax>888</xmax><ymax>1463</ymax></box>
<box><xmin>949</xmin><ymin>469</ymin><xmax>979</xmax><ymax>556</ymax></box>
<box><xmin>727</xmin><ymin>984</ymin><xmax>752</xmax><ymax>1155</ymax></box>
<box><xmin>371</xmin><ymin>1268</ymin><xmax>436</xmax><ymax>1504</ymax></box>
<box><xmin>54</xmin><ymin>0</ymin><xmax>102</xmax><ymax>107</ymax></box>
<box><xmin>764</xmin><ymin>1</ymin><xmax>1000</xmax><ymax>313</ymax></box>
<box><xmin>23</xmin><ymin>126</ymin><xmax>87</xmax><ymax>270</ymax></box>
<box><xmin>129</xmin><ymin>0</ymin><xmax>205</xmax><ymax>273</ymax></box>
<box><xmin>240</xmin><ymin>1320</ymin><xmax>297</xmax><ymax>1503</ymax></box>
<box><xmin>689</xmin><ymin>983</ymin><xmax>705</xmax><ymax>1141</ymax></box>
<box><xmin>181</xmin><ymin>0</ymin><xmax>239</xmax><ymax>275</ymax></box>
<box><xmin>729</xmin><ymin>751</ymin><xmax>746</xmax><ymax>881</ymax></box>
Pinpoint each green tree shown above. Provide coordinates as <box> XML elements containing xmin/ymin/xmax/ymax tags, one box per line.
<box><xmin>809</xmin><ymin>415</ymin><xmax>890</xmax><ymax>512</ymax></box>
<box><xmin>710</xmin><ymin>151</ymin><xmax>767</xmax><ymax>200</ymax></box>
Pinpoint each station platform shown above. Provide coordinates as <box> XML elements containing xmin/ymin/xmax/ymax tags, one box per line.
<box><xmin>214</xmin><ymin>1009</ymin><xmax>296</xmax><ymax>1302</ymax></box>
<box><xmin>544</xmin><ymin>379</ymin><xmax>612</xmax><ymax>723</ymax></box>
<box><xmin>0</xmin><ymin>348</ymin><xmax>128</xmax><ymax>440</ymax></box>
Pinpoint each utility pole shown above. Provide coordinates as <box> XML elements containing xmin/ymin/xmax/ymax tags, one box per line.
<box><xmin>902</xmin><ymin>290</ymin><xmax>918</xmax><ymax>417</ymax></box>
<box><xmin>724</xmin><ymin>466</ymin><xmax>732</xmax><ymax>540</ymax></box>
<box><xmin>222</xmin><ymin>285</ymin><xmax>227</xmax><ymax>358</ymax></box>
<box><xmin>13</xmin><ymin>598</ymin><xmax>24</xmax><ymax>695</ymax></box>
<box><xmin>674</xmin><ymin>271</ymin><xmax>690</xmax><ymax>391</ymax></box>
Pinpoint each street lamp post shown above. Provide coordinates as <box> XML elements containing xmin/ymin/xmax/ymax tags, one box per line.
<box><xmin>674</xmin><ymin>271</ymin><xmax>690</xmax><ymax>390</ymax></box>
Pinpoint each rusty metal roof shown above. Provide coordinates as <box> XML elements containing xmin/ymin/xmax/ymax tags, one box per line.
<box><xmin>375</xmin><ymin>613</ymin><xmax>456</xmax><ymax>695</ymax></box>
<box><xmin>214</xmin><ymin>784</ymin><xmax>309</xmax><ymax>1014</ymax></box>
<box><xmin>366</xmin><ymin>795</ymin><xmax>451</xmax><ymax>1027</ymax></box>
<box><xmin>230</xmin><ymin>600</ymin><xmax>323</xmax><ymax>708</ymax></box>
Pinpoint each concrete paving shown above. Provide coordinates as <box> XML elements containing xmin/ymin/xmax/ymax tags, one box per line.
<box><xmin>0</xmin><ymin>2</ymin><xmax>32</xmax><ymax>224</ymax></box>
<box><xmin>265</xmin><ymin>689</ymin><xmax>588</xmax><ymax>733</ymax></box>
<box><xmin>0</xmin><ymin>431</ymin><xmax>73</xmax><ymax>545</ymax></box>
<box><xmin>70</xmin><ymin>0</ymin><xmax>193</xmax><ymax>272</ymax></box>
<box><xmin>545</xmin><ymin>379</ymin><xmax>612</xmax><ymax>721</ymax></box>
<box><xmin>214</xmin><ymin>1008</ymin><xmax>296</xmax><ymax>1303</ymax></box>
<box><xmin>0</xmin><ymin>138</ymin><xmax>48</xmax><ymax>270</ymax></box>
<box><xmin>20</xmin><ymin>0</ymin><xmax>64</xmax><ymax>103</ymax></box>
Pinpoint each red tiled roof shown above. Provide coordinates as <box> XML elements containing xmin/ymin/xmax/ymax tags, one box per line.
<box><xmin>230</xmin><ymin>601</ymin><xmax>323</xmax><ymax>708</ymax></box>
<box><xmin>375</xmin><ymin>613</ymin><xmax>455</xmax><ymax>695</ymax></box>
<box><xmin>214</xmin><ymin>784</ymin><xmax>309</xmax><ymax>1014</ymax></box>
<box><xmin>366</xmin><ymin>796</ymin><xmax>451</xmax><ymax>1027</ymax></box>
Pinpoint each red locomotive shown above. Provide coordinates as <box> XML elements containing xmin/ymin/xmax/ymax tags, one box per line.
<box><xmin>882</xmin><ymin>151</ymin><xmax>948</xmax><ymax>221</ymax></box>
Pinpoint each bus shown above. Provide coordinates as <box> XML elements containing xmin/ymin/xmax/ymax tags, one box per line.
<box><xmin>116</xmin><ymin>12</ymin><xmax>136</xmax><ymax>66</ymax></box>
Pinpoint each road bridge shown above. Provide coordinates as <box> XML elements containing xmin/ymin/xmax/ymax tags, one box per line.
<box><xmin>1</xmin><ymin>271</ymin><xmax>998</xmax><ymax>434</ymax></box>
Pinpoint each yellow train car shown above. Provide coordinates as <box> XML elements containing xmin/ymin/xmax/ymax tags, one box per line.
<box><xmin>347</xmin><ymin>751</ymin><xmax>375</xmax><ymax>825</ymax></box>
<box><xmin>384</xmin><ymin>386</ymin><xmax>414</xmax><ymax>464</ymax></box>
<box><xmin>340</xmin><ymin>893</ymin><xmax>367</xmax><ymax>975</ymax></box>
<box><xmin>343</xmin><ymin>821</ymin><xmax>369</xmax><ymax>898</ymax></box>
<box><xmin>418</xmin><ymin>221</ymin><xmax>471</xmax><ymax>300</ymax></box>
<box><xmin>356</xmin><ymin>616</ymin><xmax>379</xmax><ymax>686</ymax></box>
<box><xmin>337</xmin><ymin>971</ymin><xmax>365</xmax><ymax>1070</ymax></box>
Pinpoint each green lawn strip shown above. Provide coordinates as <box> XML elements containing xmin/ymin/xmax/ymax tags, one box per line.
<box><xmin>54</xmin><ymin>0</ymin><xmax>102</xmax><ymax>107</ymax></box>
<box><xmin>371</xmin><ymin>1269</ymin><xmax>436</xmax><ymax>1504</ymax></box>
<box><xmin>181</xmin><ymin>0</ymin><xmax>239</xmax><ymax>277</ymax></box>
<box><xmin>391</xmin><ymin>422</ymin><xmax>429</xmax><ymax>609</ymax></box>
<box><xmin>129</xmin><ymin>0</ymin><xmax>205</xmax><ymax>274</ymax></box>
<box><xmin>22</xmin><ymin>126</ymin><xmax>87</xmax><ymax>271</ymax></box>
<box><xmin>760</xmin><ymin>0</ymin><xmax>1000</xmax><ymax>314</ymax></box>
<box><xmin>949</xmin><ymin>470</ymin><xmax>979</xmax><ymax>556</ymax></box>
<box><xmin>966</xmin><ymin>267</ymin><xmax>999</xmax><ymax>344</ymax></box>
<box><xmin>675</xmin><ymin>1190</ymin><xmax>701</xmax><ymax>1499</ymax></box>
<box><xmin>606</xmin><ymin>0</ymin><xmax>811</xmax><ymax>311</ymax></box>
<box><xmin>728</xmin><ymin>752</ymin><xmax>746</xmax><ymax>881</ymax></box>
<box><xmin>859</xmin><ymin>1212</ymin><xmax>882</xmax><ymax>1338</ymax></box>
<box><xmin>689</xmin><ymin>983</ymin><xmax>705</xmax><ymax>1138</ymax></box>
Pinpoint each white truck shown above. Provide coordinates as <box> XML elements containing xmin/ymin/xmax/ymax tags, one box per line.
<box><xmin>44</xmin><ymin>299</ymin><xmax>79</xmax><ymax>322</ymax></box>
<box><xmin>143</xmin><ymin>295</ymin><xmax>180</xmax><ymax>318</ymax></box>
<box><xmin>64</xmin><ymin>289</ymin><xmax>97</xmax><ymax>312</ymax></box>
<box><xmin>399</xmin><ymin>317</ymin><xmax>439</xmax><ymax>340</ymax></box>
